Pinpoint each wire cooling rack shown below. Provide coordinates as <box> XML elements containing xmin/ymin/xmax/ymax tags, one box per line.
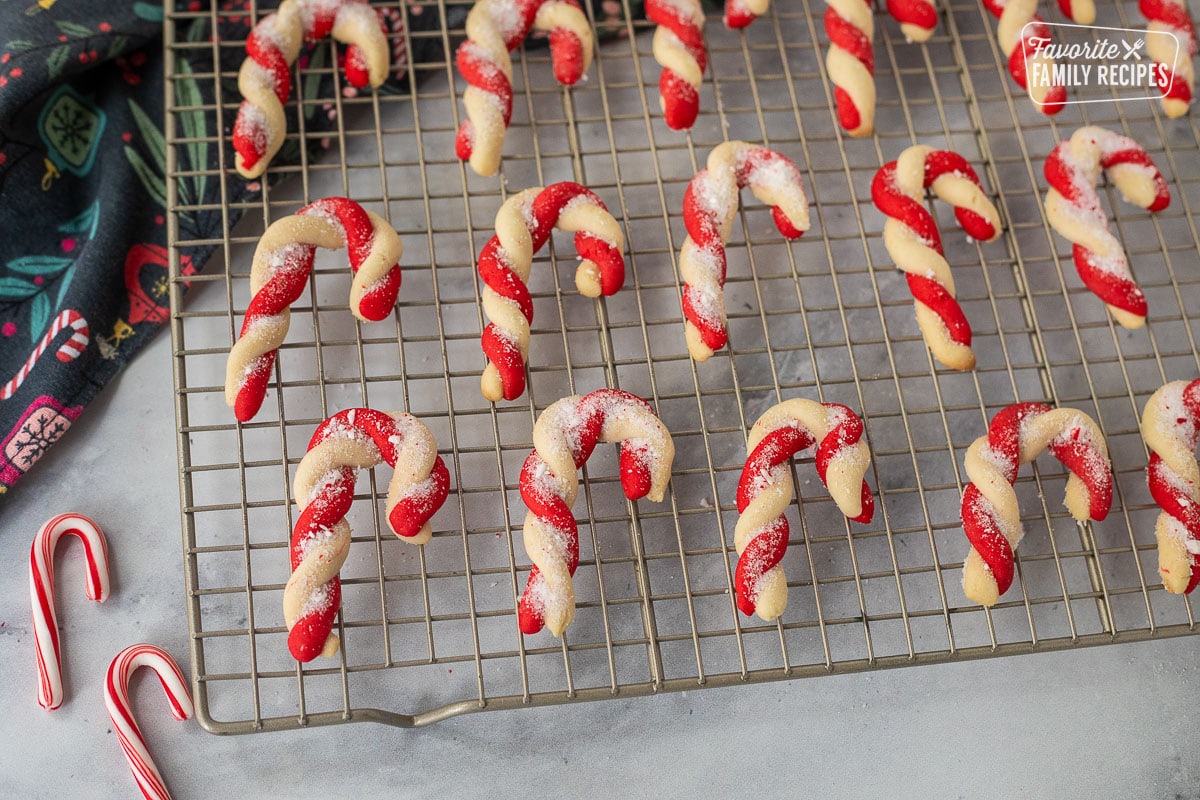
<box><xmin>165</xmin><ymin>0</ymin><xmax>1200</xmax><ymax>733</ymax></box>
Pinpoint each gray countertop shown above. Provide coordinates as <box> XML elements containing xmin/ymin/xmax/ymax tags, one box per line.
<box><xmin>0</xmin><ymin>326</ymin><xmax>1196</xmax><ymax>798</ymax></box>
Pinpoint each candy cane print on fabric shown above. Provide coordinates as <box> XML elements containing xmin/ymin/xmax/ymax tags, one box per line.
<box><xmin>2</xmin><ymin>309</ymin><xmax>89</xmax><ymax>401</ymax></box>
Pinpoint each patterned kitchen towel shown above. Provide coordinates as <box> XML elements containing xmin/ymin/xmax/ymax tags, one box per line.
<box><xmin>0</xmin><ymin>0</ymin><xmax>710</xmax><ymax>499</ymax></box>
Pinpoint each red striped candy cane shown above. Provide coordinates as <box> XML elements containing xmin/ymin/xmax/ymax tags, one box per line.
<box><xmin>104</xmin><ymin>644</ymin><xmax>193</xmax><ymax>800</ymax></box>
<box><xmin>2</xmin><ymin>309</ymin><xmax>89</xmax><ymax>400</ymax></box>
<box><xmin>29</xmin><ymin>512</ymin><xmax>110</xmax><ymax>710</ymax></box>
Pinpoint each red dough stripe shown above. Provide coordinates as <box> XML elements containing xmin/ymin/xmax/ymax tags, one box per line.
<box><xmin>886</xmin><ymin>0</ymin><xmax>938</xmax><ymax>36</ymax></box>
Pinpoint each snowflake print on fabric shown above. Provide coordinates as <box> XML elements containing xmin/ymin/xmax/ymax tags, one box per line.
<box><xmin>0</xmin><ymin>395</ymin><xmax>82</xmax><ymax>492</ymax></box>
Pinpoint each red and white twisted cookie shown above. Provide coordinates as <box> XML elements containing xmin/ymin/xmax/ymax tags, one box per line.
<box><xmin>1057</xmin><ymin>0</ymin><xmax>1095</xmax><ymax>23</ymax></box>
<box><xmin>726</xmin><ymin>0</ymin><xmax>770</xmax><ymax>28</ymax></box>
<box><xmin>455</xmin><ymin>0</ymin><xmax>594</xmax><ymax>176</ymax></box>
<box><xmin>1142</xmin><ymin>0</ymin><xmax>1196</xmax><ymax>118</ymax></box>
<box><xmin>286</xmin><ymin>408</ymin><xmax>450</xmax><ymax>662</ymax></box>
<box><xmin>886</xmin><ymin>0</ymin><xmax>937</xmax><ymax>42</ymax></box>
<box><xmin>104</xmin><ymin>644</ymin><xmax>193</xmax><ymax>800</ymax></box>
<box><xmin>647</xmin><ymin>0</ymin><xmax>707</xmax><ymax>130</ymax></box>
<box><xmin>735</xmin><ymin>399</ymin><xmax>874</xmax><ymax>621</ymax></box>
<box><xmin>981</xmin><ymin>0</ymin><xmax>1066</xmax><ymax>114</ymax></box>
<box><xmin>961</xmin><ymin>403</ymin><xmax>1113</xmax><ymax>606</ymax></box>
<box><xmin>518</xmin><ymin>389</ymin><xmax>674</xmax><ymax>636</ymax></box>
<box><xmin>679</xmin><ymin>141</ymin><xmax>810</xmax><ymax>361</ymax></box>
<box><xmin>1044</xmin><ymin>126</ymin><xmax>1171</xmax><ymax>330</ymax></box>
<box><xmin>479</xmin><ymin>182</ymin><xmax>625</xmax><ymax>402</ymax></box>
<box><xmin>825</xmin><ymin>0</ymin><xmax>875</xmax><ymax>137</ymax></box>
<box><xmin>2</xmin><ymin>309</ymin><xmax>88</xmax><ymax>400</ymax></box>
<box><xmin>871</xmin><ymin>146</ymin><xmax>1002</xmax><ymax>371</ymax></box>
<box><xmin>225</xmin><ymin>197</ymin><xmax>402</xmax><ymax>422</ymax></box>
<box><xmin>233</xmin><ymin>0</ymin><xmax>389</xmax><ymax>179</ymax></box>
<box><xmin>29</xmin><ymin>512</ymin><xmax>110</xmax><ymax>711</ymax></box>
<box><xmin>1141</xmin><ymin>378</ymin><xmax>1200</xmax><ymax>595</ymax></box>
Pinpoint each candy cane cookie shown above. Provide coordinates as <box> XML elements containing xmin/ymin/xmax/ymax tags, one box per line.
<box><xmin>1141</xmin><ymin>0</ymin><xmax>1196</xmax><ymax>118</ymax></box>
<box><xmin>1</xmin><ymin>309</ymin><xmax>89</xmax><ymax>401</ymax></box>
<box><xmin>29</xmin><ymin>513</ymin><xmax>110</xmax><ymax>711</ymax></box>
<box><xmin>455</xmin><ymin>0</ymin><xmax>594</xmax><ymax>176</ymax></box>
<box><xmin>825</xmin><ymin>0</ymin><xmax>875</xmax><ymax>137</ymax></box>
<box><xmin>479</xmin><ymin>182</ymin><xmax>625</xmax><ymax>402</ymax></box>
<box><xmin>104</xmin><ymin>644</ymin><xmax>193</xmax><ymax>800</ymax></box>
<box><xmin>960</xmin><ymin>403</ymin><xmax>1113</xmax><ymax>607</ymax></box>
<box><xmin>871</xmin><ymin>146</ymin><xmax>1001</xmax><ymax>371</ymax></box>
<box><xmin>287</xmin><ymin>408</ymin><xmax>450</xmax><ymax>662</ymax></box>
<box><xmin>1044</xmin><ymin>126</ymin><xmax>1171</xmax><ymax>330</ymax></box>
<box><xmin>1141</xmin><ymin>378</ymin><xmax>1200</xmax><ymax>594</ymax></box>
<box><xmin>981</xmin><ymin>0</ymin><xmax>1066</xmax><ymax>114</ymax></box>
<box><xmin>518</xmin><ymin>389</ymin><xmax>674</xmax><ymax>636</ymax></box>
<box><xmin>886</xmin><ymin>0</ymin><xmax>937</xmax><ymax>42</ymax></box>
<box><xmin>1058</xmin><ymin>0</ymin><xmax>1095</xmax><ymax>24</ymax></box>
<box><xmin>735</xmin><ymin>399</ymin><xmax>874</xmax><ymax>621</ymax></box>
<box><xmin>233</xmin><ymin>0</ymin><xmax>389</xmax><ymax>179</ymax></box>
<box><xmin>679</xmin><ymin>141</ymin><xmax>809</xmax><ymax>361</ymax></box>
<box><xmin>726</xmin><ymin>0</ymin><xmax>770</xmax><ymax>28</ymax></box>
<box><xmin>646</xmin><ymin>0</ymin><xmax>707</xmax><ymax>130</ymax></box>
<box><xmin>225</xmin><ymin>197</ymin><xmax>402</xmax><ymax>422</ymax></box>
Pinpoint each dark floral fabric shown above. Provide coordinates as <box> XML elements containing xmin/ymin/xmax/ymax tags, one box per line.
<box><xmin>0</xmin><ymin>0</ymin><xmax>708</xmax><ymax>499</ymax></box>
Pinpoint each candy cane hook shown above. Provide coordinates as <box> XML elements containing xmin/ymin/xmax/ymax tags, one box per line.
<box><xmin>105</xmin><ymin>644</ymin><xmax>193</xmax><ymax>800</ymax></box>
<box><xmin>29</xmin><ymin>512</ymin><xmax>110</xmax><ymax>710</ymax></box>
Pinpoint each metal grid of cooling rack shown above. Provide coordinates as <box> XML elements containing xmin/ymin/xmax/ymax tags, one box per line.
<box><xmin>165</xmin><ymin>0</ymin><xmax>1200</xmax><ymax>733</ymax></box>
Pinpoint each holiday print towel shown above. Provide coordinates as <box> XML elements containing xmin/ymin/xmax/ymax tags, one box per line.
<box><xmin>0</xmin><ymin>0</ymin><xmax>701</xmax><ymax>499</ymax></box>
